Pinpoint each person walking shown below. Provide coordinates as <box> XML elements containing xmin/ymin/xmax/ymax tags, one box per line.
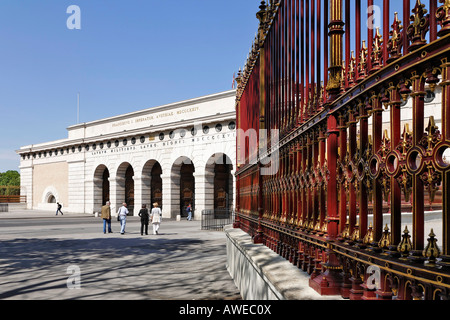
<box><xmin>101</xmin><ymin>201</ymin><xmax>113</xmax><ymax>234</ymax></box>
<box><xmin>56</xmin><ymin>202</ymin><xmax>63</xmax><ymax>216</ymax></box>
<box><xmin>138</xmin><ymin>204</ymin><xmax>150</xmax><ymax>235</ymax></box>
<box><xmin>117</xmin><ymin>202</ymin><xmax>129</xmax><ymax>235</ymax></box>
<box><xmin>150</xmin><ymin>202</ymin><xmax>162</xmax><ymax>235</ymax></box>
<box><xmin>186</xmin><ymin>203</ymin><xmax>192</xmax><ymax>221</ymax></box>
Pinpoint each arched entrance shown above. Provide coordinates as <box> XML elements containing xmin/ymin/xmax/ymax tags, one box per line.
<box><xmin>102</xmin><ymin>168</ymin><xmax>110</xmax><ymax>205</ymax></box>
<box><xmin>48</xmin><ymin>195</ymin><xmax>56</xmax><ymax>203</ymax></box>
<box><xmin>180</xmin><ymin>162</ymin><xmax>195</xmax><ymax>218</ymax></box>
<box><xmin>93</xmin><ymin>164</ymin><xmax>110</xmax><ymax>212</ymax></box>
<box><xmin>125</xmin><ymin>165</ymin><xmax>134</xmax><ymax>213</ymax></box>
<box><xmin>171</xmin><ymin>156</ymin><xmax>195</xmax><ymax>219</ymax></box>
<box><xmin>142</xmin><ymin>160</ymin><xmax>163</xmax><ymax>209</ymax></box>
<box><xmin>206</xmin><ymin>153</ymin><xmax>234</xmax><ymax>213</ymax></box>
<box><xmin>117</xmin><ymin>162</ymin><xmax>134</xmax><ymax>215</ymax></box>
<box><xmin>151</xmin><ymin>162</ymin><xmax>163</xmax><ymax>209</ymax></box>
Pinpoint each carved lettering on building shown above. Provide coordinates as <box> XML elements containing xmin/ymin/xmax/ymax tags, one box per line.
<box><xmin>110</xmin><ymin>107</ymin><xmax>201</xmax><ymax>129</ymax></box>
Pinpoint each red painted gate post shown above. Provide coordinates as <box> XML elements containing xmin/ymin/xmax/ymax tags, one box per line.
<box><xmin>310</xmin><ymin>114</ymin><xmax>343</xmax><ymax>295</ymax></box>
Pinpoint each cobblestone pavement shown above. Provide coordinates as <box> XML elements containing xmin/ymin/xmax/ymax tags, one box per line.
<box><xmin>0</xmin><ymin>211</ymin><xmax>241</xmax><ymax>300</ymax></box>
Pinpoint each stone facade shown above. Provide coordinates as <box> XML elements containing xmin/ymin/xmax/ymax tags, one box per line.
<box><xmin>17</xmin><ymin>90</ymin><xmax>237</xmax><ymax>219</ymax></box>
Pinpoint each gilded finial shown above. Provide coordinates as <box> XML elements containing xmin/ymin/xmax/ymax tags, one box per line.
<box><xmin>423</xmin><ymin>228</ymin><xmax>441</xmax><ymax>266</ymax></box>
<box><xmin>398</xmin><ymin>226</ymin><xmax>412</xmax><ymax>258</ymax></box>
<box><xmin>378</xmin><ymin>224</ymin><xmax>391</xmax><ymax>249</ymax></box>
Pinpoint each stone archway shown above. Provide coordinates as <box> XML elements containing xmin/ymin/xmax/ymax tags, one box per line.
<box><xmin>180</xmin><ymin>162</ymin><xmax>195</xmax><ymax>218</ymax></box>
<box><xmin>142</xmin><ymin>160</ymin><xmax>163</xmax><ymax>210</ymax></box>
<box><xmin>47</xmin><ymin>194</ymin><xmax>56</xmax><ymax>203</ymax></box>
<box><xmin>116</xmin><ymin>162</ymin><xmax>134</xmax><ymax>215</ymax></box>
<box><xmin>171</xmin><ymin>156</ymin><xmax>195</xmax><ymax>219</ymax></box>
<box><xmin>93</xmin><ymin>164</ymin><xmax>110</xmax><ymax>213</ymax></box>
<box><xmin>206</xmin><ymin>153</ymin><xmax>234</xmax><ymax>213</ymax></box>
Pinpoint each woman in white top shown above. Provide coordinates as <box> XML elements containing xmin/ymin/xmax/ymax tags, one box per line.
<box><xmin>150</xmin><ymin>202</ymin><xmax>162</xmax><ymax>235</ymax></box>
<box><xmin>117</xmin><ymin>202</ymin><xmax>129</xmax><ymax>234</ymax></box>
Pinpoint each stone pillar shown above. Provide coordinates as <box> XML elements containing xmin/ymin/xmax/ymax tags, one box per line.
<box><xmin>85</xmin><ymin>177</ymin><xmax>101</xmax><ymax>215</ymax></box>
<box><xmin>161</xmin><ymin>172</ymin><xmax>176</xmax><ymax>219</ymax></box>
<box><xmin>193</xmin><ymin>168</ymin><xmax>214</xmax><ymax>221</ymax></box>
<box><xmin>109</xmin><ymin>176</ymin><xmax>123</xmax><ymax>217</ymax></box>
<box><xmin>142</xmin><ymin>176</ymin><xmax>152</xmax><ymax>208</ymax></box>
<box><xmin>133</xmin><ymin>176</ymin><xmax>143</xmax><ymax>216</ymax></box>
<box><xmin>68</xmin><ymin>159</ymin><xmax>86</xmax><ymax>213</ymax></box>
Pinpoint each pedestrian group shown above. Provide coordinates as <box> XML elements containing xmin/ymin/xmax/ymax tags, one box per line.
<box><xmin>100</xmin><ymin>201</ymin><xmax>163</xmax><ymax>236</ymax></box>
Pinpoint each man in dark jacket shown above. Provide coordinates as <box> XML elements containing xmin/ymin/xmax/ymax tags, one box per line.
<box><xmin>56</xmin><ymin>202</ymin><xmax>63</xmax><ymax>216</ymax></box>
<box><xmin>138</xmin><ymin>204</ymin><xmax>150</xmax><ymax>235</ymax></box>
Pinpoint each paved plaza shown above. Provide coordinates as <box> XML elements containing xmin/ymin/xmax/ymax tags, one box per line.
<box><xmin>0</xmin><ymin>210</ymin><xmax>241</xmax><ymax>300</ymax></box>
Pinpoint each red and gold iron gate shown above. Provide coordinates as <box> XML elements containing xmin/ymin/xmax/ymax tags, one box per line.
<box><xmin>235</xmin><ymin>0</ymin><xmax>450</xmax><ymax>300</ymax></box>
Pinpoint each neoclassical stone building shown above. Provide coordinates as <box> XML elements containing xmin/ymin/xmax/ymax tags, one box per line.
<box><xmin>17</xmin><ymin>90</ymin><xmax>236</xmax><ymax>219</ymax></box>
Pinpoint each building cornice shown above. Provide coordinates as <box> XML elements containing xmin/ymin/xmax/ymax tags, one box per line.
<box><xmin>17</xmin><ymin>111</ymin><xmax>236</xmax><ymax>155</ymax></box>
<box><xmin>67</xmin><ymin>90</ymin><xmax>236</xmax><ymax>132</ymax></box>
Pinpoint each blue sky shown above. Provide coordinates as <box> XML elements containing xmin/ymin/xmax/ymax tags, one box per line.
<box><xmin>0</xmin><ymin>0</ymin><xmax>426</xmax><ymax>173</ymax></box>
<box><xmin>0</xmin><ymin>0</ymin><xmax>260</xmax><ymax>172</ymax></box>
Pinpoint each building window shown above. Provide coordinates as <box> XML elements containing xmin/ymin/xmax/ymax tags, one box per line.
<box><xmin>85</xmin><ymin>145</ymin><xmax>90</xmax><ymax>151</ymax></box>
<box><xmin>228</xmin><ymin>121</ymin><xmax>236</xmax><ymax>130</ymax></box>
<box><xmin>191</xmin><ymin>128</ymin><xmax>197</xmax><ymax>136</ymax></box>
<box><xmin>169</xmin><ymin>131</ymin><xmax>175</xmax><ymax>139</ymax></box>
<box><xmin>203</xmin><ymin>126</ymin><xmax>209</xmax><ymax>134</ymax></box>
<box><xmin>115</xmin><ymin>140</ymin><xmax>119</xmax><ymax>147</ymax></box>
<box><xmin>92</xmin><ymin>144</ymin><xmax>97</xmax><ymax>150</ymax></box>
<box><xmin>107</xmin><ymin>141</ymin><xmax>112</xmax><ymax>148</ymax></box>
<box><xmin>159</xmin><ymin>133</ymin><xmax>165</xmax><ymax>141</ymax></box>
<box><xmin>180</xmin><ymin>129</ymin><xmax>186</xmax><ymax>138</ymax></box>
<box><xmin>215</xmin><ymin>123</ymin><xmax>222</xmax><ymax>132</ymax></box>
<box><xmin>140</xmin><ymin>136</ymin><xmax>145</xmax><ymax>143</ymax></box>
<box><xmin>72</xmin><ymin>147</ymin><xmax>75</xmax><ymax>153</ymax></box>
<box><xmin>99</xmin><ymin>142</ymin><xmax>104</xmax><ymax>149</ymax></box>
<box><xmin>78</xmin><ymin>146</ymin><xmax>82</xmax><ymax>152</ymax></box>
<box><xmin>123</xmin><ymin>139</ymin><xmax>128</xmax><ymax>146</ymax></box>
<box><xmin>131</xmin><ymin>137</ymin><xmax>136</xmax><ymax>145</ymax></box>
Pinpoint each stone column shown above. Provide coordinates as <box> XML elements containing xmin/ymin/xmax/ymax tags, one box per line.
<box><xmin>193</xmin><ymin>168</ymin><xmax>214</xmax><ymax>221</ymax></box>
<box><xmin>85</xmin><ymin>177</ymin><xmax>101</xmax><ymax>215</ymax></box>
<box><xmin>161</xmin><ymin>172</ymin><xmax>176</xmax><ymax>219</ymax></box>
<box><xmin>133</xmin><ymin>176</ymin><xmax>143</xmax><ymax>216</ymax></box>
<box><xmin>141</xmin><ymin>176</ymin><xmax>152</xmax><ymax>208</ymax></box>
<box><xmin>68</xmin><ymin>159</ymin><xmax>86</xmax><ymax>213</ymax></box>
<box><xmin>109</xmin><ymin>176</ymin><xmax>124</xmax><ymax>217</ymax></box>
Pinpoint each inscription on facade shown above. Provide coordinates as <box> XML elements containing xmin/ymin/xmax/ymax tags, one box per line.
<box><xmin>89</xmin><ymin>132</ymin><xmax>235</xmax><ymax>157</ymax></box>
<box><xmin>111</xmin><ymin>107</ymin><xmax>200</xmax><ymax>128</ymax></box>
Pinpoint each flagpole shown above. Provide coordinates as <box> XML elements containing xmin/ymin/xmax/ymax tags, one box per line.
<box><xmin>77</xmin><ymin>92</ymin><xmax>80</xmax><ymax>123</ymax></box>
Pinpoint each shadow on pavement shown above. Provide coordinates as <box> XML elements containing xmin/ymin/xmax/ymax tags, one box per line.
<box><xmin>0</xmin><ymin>236</ymin><xmax>241</xmax><ymax>300</ymax></box>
